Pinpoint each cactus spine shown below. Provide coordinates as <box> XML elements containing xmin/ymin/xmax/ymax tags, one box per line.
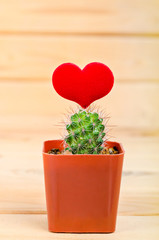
<box><xmin>65</xmin><ymin>109</ymin><xmax>105</xmax><ymax>154</ymax></box>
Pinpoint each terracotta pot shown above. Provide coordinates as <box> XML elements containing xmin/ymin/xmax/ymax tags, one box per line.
<box><xmin>43</xmin><ymin>140</ymin><xmax>124</xmax><ymax>233</ymax></box>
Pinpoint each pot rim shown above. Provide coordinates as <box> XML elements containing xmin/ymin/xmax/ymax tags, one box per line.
<box><xmin>43</xmin><ymin>139</ymin><xmax>125</xmax><ymax>157</ymax></box>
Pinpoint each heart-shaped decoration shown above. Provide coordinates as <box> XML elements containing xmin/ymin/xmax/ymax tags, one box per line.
<box><xmin>52</xmin><ymin>62</ymin><xmax>114</xmax><ymax>108</ymax></box>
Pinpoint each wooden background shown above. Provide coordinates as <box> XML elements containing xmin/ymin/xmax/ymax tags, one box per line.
<box><xmin>0</xmin><ymin>0</ymin><xmax>159</xmax><ymax>239</ymax></box>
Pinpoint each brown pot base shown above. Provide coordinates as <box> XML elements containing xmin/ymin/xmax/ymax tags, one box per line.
<box><xmin>43</xmin><ymin>140</ymin><xmax>124</xmax><ymax>233</ymax></box>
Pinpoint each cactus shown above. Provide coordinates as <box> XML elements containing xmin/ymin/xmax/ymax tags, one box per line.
<box><xmin>65</xmin><ymin>109</ymin><xmax>105</xmax><ymax>154</ymax></box>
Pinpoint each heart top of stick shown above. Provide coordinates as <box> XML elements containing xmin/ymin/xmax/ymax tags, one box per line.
<box><xmin>52</xmin><ymin>62</ymin><xmax>114</xmax><ymax>109</ymax></box>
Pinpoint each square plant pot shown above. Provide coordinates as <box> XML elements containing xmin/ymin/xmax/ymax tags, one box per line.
<box><xmin>43</xmin><ymin>140</ymin><xmax>124</xmax><ymax>233</ymax></box>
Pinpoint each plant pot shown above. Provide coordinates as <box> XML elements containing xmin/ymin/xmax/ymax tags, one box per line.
<box><xmin>43</xmin><ymin>140</ymin><xmax>124</xmax><ymax>233</ymax></box>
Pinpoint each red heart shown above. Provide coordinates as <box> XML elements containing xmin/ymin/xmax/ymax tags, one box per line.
<box><xmin>52</xmin><ymin>62</ymin><xmax>114</xmax><ymax>109</ymax></box>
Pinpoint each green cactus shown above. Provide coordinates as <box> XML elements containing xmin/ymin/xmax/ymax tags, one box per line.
<box><xmin>64</xmin><ymin>109</ymin><xmax>105</xmax><ymax>154</ymax></box>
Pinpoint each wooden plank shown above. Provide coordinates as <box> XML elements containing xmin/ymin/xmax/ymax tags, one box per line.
<box><xmin>0</xmin><ymin>132</ymin><xmax>159</xmax><ymax>215</ymax></box>
<box><xmin>0</xmin><ymin>81</ymin><xmax>159</xmax><ymax>131</ymax></box>
<box><xmin>0</xmin><ymin>0</ymin><xmax>158</xmax><ymax>34</ymax></box>
<box><xmin>0</xmin><ymin>215</ymin><xmax>158</xmax><ymax>239</ymax></box>
<box><xmin>0</xmin><ymin>36</ymin><xmax>159</xmax><ymax>81</ymax></box>
<box><xmin>0</xmin><ymin>168</ymin><xmax>158</xmax><ymax>215</ymax></box>
<box><xmin>0</xmin><ymin>126</ymin><xmax>159</xmax><ymax>172</ymax></box>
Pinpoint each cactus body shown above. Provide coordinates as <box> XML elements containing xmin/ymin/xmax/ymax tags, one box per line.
<box><xmin>65</xmin><ymin>110</ymin><xmax>105</xmax><ymax>154</ymax></box>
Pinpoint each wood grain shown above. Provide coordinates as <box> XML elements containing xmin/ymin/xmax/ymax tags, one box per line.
<box><xmin>0</xmin><ymin>125</ymin><xmax>159</xmax><ymax>171</ymax></box>
<box><xmin>0</xmin><ymin>81</ymin><xmax>159</xmax><ymax>132</ymax></box>
<box><xmin>0</xmin><ymin>168</ymin><xmax>158</xmax><ymax>215</ymax></box>
<box><xmin>0</xmin><ymin>126</ymin><xmax>159</xmax><ymax>215</ymax></box>
<box><xmin>0</xmin><ymin>0</ymin><xmax>158</xmax><ymax>35</ymax></box>
<box><xmin>0</xmin><ymin>36</ymin><xmax>158</xmax><ymax>81</ymax></box>
<box><xmin>0</xmin><ymin>215</ymin><xmax>158</xmax><ymax>239</ymax></box>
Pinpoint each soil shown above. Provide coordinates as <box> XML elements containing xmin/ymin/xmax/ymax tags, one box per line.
<box><xmin>47</xmin><ymin>146</ymin><xmax>119</xmax><ymax>155</ymax></box>
<box><xmin>47</xmin><ymin>148</ymin><xmax>61</xmax><ymax>154</ymax></box>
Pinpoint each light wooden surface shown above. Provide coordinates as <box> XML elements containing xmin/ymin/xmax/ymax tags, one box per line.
<box><xmin>0</xmin><ymin>0</ymin><xmax>159</xmax><ymax>239</ymax></box>
<box><xmin>0</xmin><ymin>36</ymin><xmax>159</xmax><ymax>81</ymax></box>
<box><xmin>0</xmin><ymin>0</ymin><xmax>159</xmax><ymax>34</ymax></box>
<box><xmin>0</xmin><ymin>215</ymin><xmax>158</xmax><ymax>240</ymax></box>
